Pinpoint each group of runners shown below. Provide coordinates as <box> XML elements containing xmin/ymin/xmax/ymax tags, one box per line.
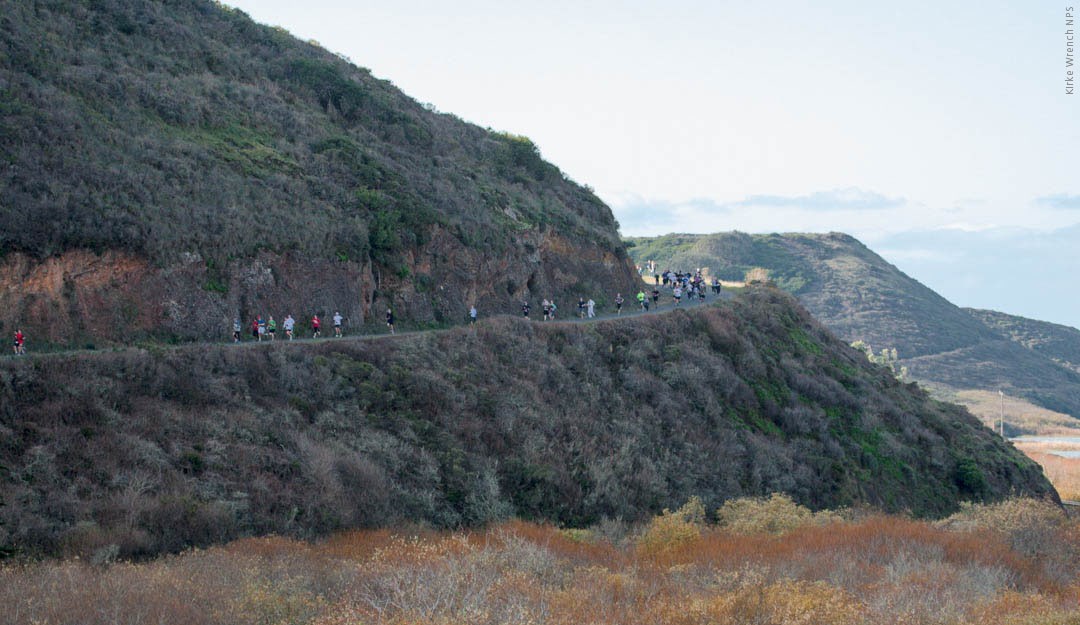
<box><xmin>231</xmin><ymin>309</ymin><xmax>397</xmax><ymax>343</ymax></box>
<box><xmin>520</xmin><ymin>271</ymin><xmax>722</xmax><ymax>320</ymax></box>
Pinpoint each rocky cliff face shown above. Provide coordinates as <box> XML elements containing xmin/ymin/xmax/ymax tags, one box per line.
<box><xmin>0</xmin><ymin>228</ymin><xmax>637</xmax><ymax>345</ymax></box>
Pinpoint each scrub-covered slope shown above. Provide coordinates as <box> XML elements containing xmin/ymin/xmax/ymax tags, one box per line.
<box><xmin>0</xmin><ymin>290</ymin><xmax>1053</xmax><ymax>559</ymax></box>
<box><xmin>0</xmin><ymin>0</ymin><xmax>639</xmax><ymax>346</ymax></box>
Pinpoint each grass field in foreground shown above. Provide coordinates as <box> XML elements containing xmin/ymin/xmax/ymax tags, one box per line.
<box><xmin>3</xmin><ymin>496</ymin><xmax>1078</xmax><ymax>625</ymax></box>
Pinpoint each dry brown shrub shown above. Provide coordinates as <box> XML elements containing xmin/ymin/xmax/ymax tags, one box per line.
<box><xmin>5</xmin><ymin>512</ymin><xmax>1080</xmax><ymax>625</ymax></box>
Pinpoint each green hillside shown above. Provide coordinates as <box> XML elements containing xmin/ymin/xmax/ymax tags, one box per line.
<box><xmin>0</xmin><ymin>0</ymin><xmax>639</xmax><ymax>346</ymax></box>
<box><xmin>626</xmin><ymin>232</ymin><xmax>1080</xmax><ymax>422</ymax></box>
<box><xmin>0</xmin><ymin>290</ymin><xmax>1051</xmax><ymax>559</ymax></box>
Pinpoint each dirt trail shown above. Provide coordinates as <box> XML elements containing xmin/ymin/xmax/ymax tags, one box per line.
<box><xmin>3</xmin><ymin>288</ymin><xmax>737</xmax><ymax>362</ymax></box>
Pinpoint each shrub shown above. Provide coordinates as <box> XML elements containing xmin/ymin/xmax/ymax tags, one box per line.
<box><xmin>716</xmin><ymin>493</ymin><xmax>842</xmax><ymax>535</ymax></box>
<box><xmin>636</xmin><ymin>497</ymin><xmax>706</xmax><ymax>556</ymax></box>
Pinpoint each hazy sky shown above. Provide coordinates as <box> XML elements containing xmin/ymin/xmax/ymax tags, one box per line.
<box><xmin>226</xmin><ymin>0</ymin><xmax>1080</xmax><ymax>327</ymax></box>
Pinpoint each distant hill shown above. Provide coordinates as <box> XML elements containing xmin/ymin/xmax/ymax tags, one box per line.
<box><xmin>0</xmin><ymin>290</ymin><xmax>1052</xmax><ymax>559</ymax></box>
<box><xmin>966</xmin><ymin>309</ymin><xmax>1080</xmax><ymax>375</ymax></box>
<box><xmin>626</xmin><ymin>232</ymin><xmax>1080</xmax><ymax>423</ymax></box>
<box><xmin>0</xmin><ymin>0</ymin><xmax>639</xmax><ymax>346</ymax></box>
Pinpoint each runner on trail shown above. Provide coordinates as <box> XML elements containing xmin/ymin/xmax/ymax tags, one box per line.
<box><xmin>654</xmin><ymin>273</ymin><xmax>660</xmax><ymax>285</ymax></box>
<box><xmin>549</xmin><ymin>300</ymin><xmax>557</xmax><ymax>319</ymax></box>
<box><xmin>13</xmin><ymin>329</ymin><xmax>24</xmax><ymax>355</ymax></box>
<box><xmin>637</xmin><ymin>290</ymin><xmax>646</xmax><ymax>311</ymax></box>
<box><xmin>615</xmin><ymin>293</ymin><xmax>624</xmax><ymax>315</ymax></box>
<box><xmin>673</xmin><ymin>285</ymin><xmax>683</xmax><ymax>306</ymax></box>
<box><xmin>232</xmin><ymin>318</ymin><xmax>241</xmax><ymax>343</ymax></box>
<box><xmin>542</xmin><ymin>299</ymin><xmax>551</xmax><ymax>321</ymax></box>
<box><xmin>284</xmin><ymin>315</ymin><xmax>295</xmax><ymax>340</ymax></box>
<box><xmin>522</xmin><ymin>301</ymin><xmax>531</xmax><ymax>318</ymax></box>
<box><xmin>587</xmin><ymin>298</ymin><xmax>595</xmax><ymax>318</ymax></box>
<box><xmin>578</xmin><ymin>297</ymin><xmax>586</xmax><ymax>319</ymax></box>
<box><xmin>312</xmin><ymin>314</ymin><xmax>321</xmax><ymax>338</ymax></box>
<box><xmin>333</xmin><ymin>311</ymin><xmax>343</xmax><ymax>337</ymax></box>
<box><xmin>267</xmin><ymin>316</ymin><xmax>276</xmax><ymax>341</ymax></box>
<box><xmin>251</xmin><ymin>318</ymin><xmax>259</xmax><ymax>341</ymax></box>
<box><xmin>386</xmin><ymin>308</ymin><xmax>395</xmax><ymax>334</ymax></box>
<box><xmin>257</xmin><ymin>315</ymin><xmax>266</xmax><ymax>342</ymax></box>
<box><xmin>652</xmin><ymin>288</ymin><xmax>660</xmax><ymax>307</ymax></box>
<box><xmin>469</xmin><ymin>306</ymin><xmax>477</xmax><ymax>324</ymax></box>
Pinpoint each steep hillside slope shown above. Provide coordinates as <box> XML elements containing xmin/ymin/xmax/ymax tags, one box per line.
<box><xmin>0</xmin><ymin>0</ymin><xmax>639</xmax><ymax>347</ymax></box>
<box><xmin>626</xmin><ymin>232</ymin><xmax>1080</xmax><ymax>420</ymax></box>
<box><xmin>0</xmin><ymin>290</ymin><xmax>1053</xmax><ymax>559</ymax></box>
<box><xmin>966</xmin><ymin>309</ymin><xmax>1080</xmax><ymax>375</ymax></box>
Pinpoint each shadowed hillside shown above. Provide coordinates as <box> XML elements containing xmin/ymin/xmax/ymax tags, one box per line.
<box><xmin>626</xmin><ymin>232</ymin><xmax>1080</xmax><ymax>422</ymax></box>
<box><xmin>0</xmin><ymin>0</ymin><xmax>639</xmax><ymax>347</ymax></box>
<box><xmin>0</xmin><ymin>290</ymin><xmax>1053</xmax><ymax>560</ymax></box>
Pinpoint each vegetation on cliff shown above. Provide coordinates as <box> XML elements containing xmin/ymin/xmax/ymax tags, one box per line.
<box><xmin>0</xmin><ymin>0</ymin><xmax>639</xmax><ymax>342</ymax></box>
<box><xmin>0</xmin><ymin>290</ymin><xmax>1053</xmax><ymax>560</ymax></box>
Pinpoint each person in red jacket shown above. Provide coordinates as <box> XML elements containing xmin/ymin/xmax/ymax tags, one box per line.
<box><xmin>312</xmin><ymin>314</ymin><xmax>321</xmax><ymax>338</ymax></box>
<box><xmin>13</xmin><ymin>329</ymin><xmax>25</xmax><ymax>355</ymax></box>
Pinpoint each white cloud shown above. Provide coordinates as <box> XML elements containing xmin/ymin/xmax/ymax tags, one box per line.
<box><xmin>1035</xmin><ymin>194</ymin><xmax>1080</xmax><ymax>210</ymax></box>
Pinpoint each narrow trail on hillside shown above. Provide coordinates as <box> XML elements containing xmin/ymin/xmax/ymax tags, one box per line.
<box><xmin>4</xmin><ymin>288</ymin><xmax>738</xmax><ymax>362</ymax></box>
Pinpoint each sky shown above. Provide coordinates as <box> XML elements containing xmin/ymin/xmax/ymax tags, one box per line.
<box><xmin>226</xmin><ymin>0</ymin><xmax>1080</xmax><ymax>328</ymax></box>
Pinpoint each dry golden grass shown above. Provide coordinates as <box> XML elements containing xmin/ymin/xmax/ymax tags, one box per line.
<box><xmin>3</xmin><ymin>498</ymin><xmax>1079</xmax><ymax>625</ymax></box>
<box><xmin>1017</xmin><ymin>450</ymin><xmax>1080</xmax><ymax>501</ymax></box>
<box><xmin>939</xmin><ymin>388</ymin><xmax>1080</xmax><ymax>436</ymax></box>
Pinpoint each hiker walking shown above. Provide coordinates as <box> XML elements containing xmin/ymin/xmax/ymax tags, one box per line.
<box><xmin>386</xmin><ymin>308</ymin><xmax>395</xmax><ymax>334</ymax></box>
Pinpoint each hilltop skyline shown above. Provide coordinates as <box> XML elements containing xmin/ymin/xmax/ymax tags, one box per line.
<box><xmin>224</xmin><ymin>1</ymin><xmax>1080</xmax><ymax>328</ymax></box>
